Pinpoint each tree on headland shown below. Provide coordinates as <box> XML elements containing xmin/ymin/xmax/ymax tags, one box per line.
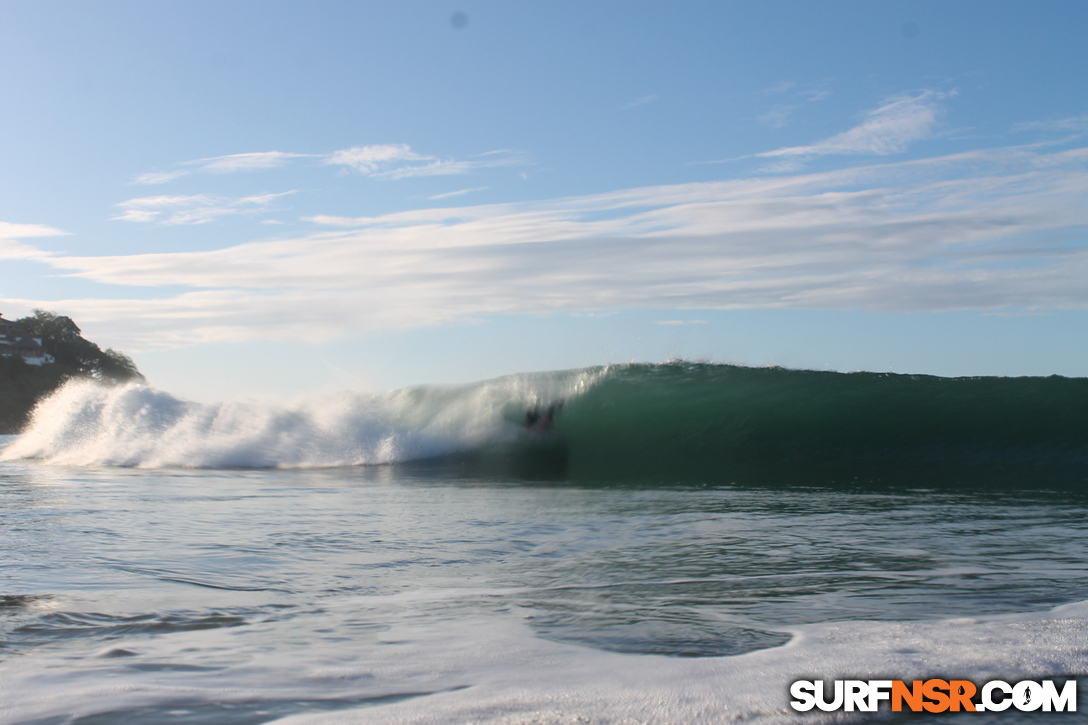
<box><xmin>15</xmin><ymin>309</ymin><xmax>143</xmax><ymax>383</ymax></box>
<box><xmin>0</xmin><ymin>309</ymin><xmax>143</xmax><ymax>433</ymax></box>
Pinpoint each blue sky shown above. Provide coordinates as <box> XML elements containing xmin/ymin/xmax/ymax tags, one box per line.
<box><xmin>2</xmin><ymin>1</ymin><xmax>1087</xmax><ymax>401</ymax></box>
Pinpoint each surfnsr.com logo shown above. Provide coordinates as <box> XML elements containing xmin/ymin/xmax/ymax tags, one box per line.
<box><xmin>790</xmin><ymin>679</ymin><xmax>1077</xmax><ymax>713</ymax></box>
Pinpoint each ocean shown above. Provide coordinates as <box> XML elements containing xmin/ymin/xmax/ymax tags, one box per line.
<box><xmin>1</xmin><ymin>362</ymin><xmax>1087</xmax><ymax>724</ymax></box>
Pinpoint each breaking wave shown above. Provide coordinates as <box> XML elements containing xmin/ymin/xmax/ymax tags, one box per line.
<box><xmin>4</xmin><ymin>362</ymin><xmax>1087</xmax><ymax>485</ymax></box>
<box><xmin>0</xmin><ymin>369</ymin><xmax>599</xmax><ymax>469</ymax></box>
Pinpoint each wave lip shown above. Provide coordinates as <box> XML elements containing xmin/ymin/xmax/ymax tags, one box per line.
<box><xmin>0</xmin><ymin>370</ymin><xmax>599</xmax><ymax>469</ymax></box>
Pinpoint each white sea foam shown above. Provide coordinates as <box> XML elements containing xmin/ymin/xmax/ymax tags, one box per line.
<box><xmin>0</xmin><ymin>370</ymin><xmax>601</xmax><ymax>468</ymax></box>
<box><xmin>2</xmin><ymin>599</ymin><xmax>1087</xmax><ymax>725</ymax></box>
<box><xmin>274</xmin><ymin>603</ymin><xmax>1088</xmax><ymax>725</ymax></box>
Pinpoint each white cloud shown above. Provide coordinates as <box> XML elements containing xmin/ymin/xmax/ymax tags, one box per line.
<box><xmin>326</xmin><ymin>144</ymin><xmax>432</xmax><ymax>173</ymax></box>
<box><xmin>113</xmin><ymin>192</ymin><xmax>295</xmax><ymax>225</ymax></box>
<box><xmin>756</xmin><ymin>80</ymin><xmax>832</xmax><ymax>128</ymax></box>
<box><xmin>759</xmin><ymin>90</ymin><xmax>945</xmax><ymax>158</ymax></box>
<box><xmin>757</xmin><ymin>81</ymin><xmax>797</xmax><ymax>97</ymax></box>
<box><xmin>132</xmin><ymin>151</ymin><xmax>310</xmax><ymax>185</ymax></box>
<box><xmin>758</xmin><ymin>108</ymin><xmax>794</xmax><ymax>130</ymax></box>
<box><xmin>112</xmin><ymin>209</ymin><xmax>162</xmax><ymax>224</ymax></box>
<box><xmin>131</xmin><ymin>170</ymin><xmax>190</xmax><ymax>185</ymax></box>
<box><xmin>0</xmin><ymin>222</ymin><xmax>69</xmax><ymax>239</ymax></box>
<box><xmin>7</xmin><ymin>142</ymin><xmax>1084</xmax><ymax>352</ymax></box>
<box><xmin>374</xmin><ymin>159</ymin><xmax>471</xmax><ymax>180</ymax></box>
<box><xmin>195</xmin><ymin>151</ymin><xmax>307</xmax><ymax>173</ymax></box>
<box><xmin>1013</xmin><ymin>113</ymin><xmax>1088</xmax><ymax>134</ymax></box>
<box><xmin>429</xmin><ymin>187</ymin><xmax>489</xmax><ymax>200</ymax></box>
<box><xmin>0</xmin><ymin>222</ymin><xmax>68</xmax><ymax>261</ymax></box>
<box><xmin>131</xmin><ymin>146</ymin><xmax>525</xmax><ymax>187</ymax></box>
<box><xmin>327</xmin><ymin>145</ymin><xmax>525</xmax><ymax>179</ymax></box>
<box><xmin>619</xmin><ymin>94</ymin><xmax>658</xmax><ymax>110</ymax></box>
<box><xmin>0</xmin><ymin>238</ymin><xmax>57</xmax><ymax>262</ymax></box>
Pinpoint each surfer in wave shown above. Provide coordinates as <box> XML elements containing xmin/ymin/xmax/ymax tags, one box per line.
<box><xmin>525</xmin><ymin>401</ymin><xmax>562</xmax><ymax>434</ymax></box>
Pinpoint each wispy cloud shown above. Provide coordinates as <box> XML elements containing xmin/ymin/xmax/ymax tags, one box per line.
<box><xmin>698</xmin><ymin>88</ymin><xmax>931</xmax><ymax>168</ymax></box>
<box><xmin>132</xmin><ymin>170</ymin><xmax>191</xmax><ymax>185</ymax></box>
<box><xmin>0</xmin><ymin>222</ymin><xmax>67</xmax><ymax>261</ymax></box>
<box><xmin>619</xmin><ymin>94</ymin><xmax>658</xmax><ymax>111</ymax></box>
<box><xmin>132</xmin><ymin>146</ymin><xmax>526</xmax><ymax>187</ymax></box>
<box><xmin>197</xmin><ymin>151</ymin><xmax>309</xmax><ymax>173</ymax></box>
<box><xmin>113</xmin><ymin>192</ymin><xmax>296</xmax><ymax>225</ymax></box>
<box><xmin>11</xmin><ymin>142</ymin><xmax>1088</xmax><ymax>351</ymax></box>
<box><xmin>325</xmin><ymin>144</ymin><xmax>431</xmax><ymax>174</ymax></box>
<box><xmin>429</xmin><ymin>186</ymin><xmax>489</xmax><ymax>200</ymax></box>
<box><xmin>0</xmin><ymin>222</ymin><xmax>68</xmax><ymax>239</ymax></box>
<box><xmin>133</xmin><ymin>152</ymin><xmax>310</xmax><ymax>185</ymax></box>
<box><xmin>1013</xmin><ymin>113</ymin><xmax>1088</xmax><ymax>134</ymax></box>
<box><xmin>758</xmin><ymin>108</ymin><xmax>795</xmax><ymax>130</ymax></box>
<box><xmin>757</xmin><ymin>81</ymin><xmax>797</xmax><ymax>97</ymax></box>
<box><xmin>327</xmin><ymin>145</ymin><xmax>525</xmax><ymax>179</ymax></box>
<box><xmin>758</xmin><ymin>90</ymin><xmax>946</xmax><ymax>159</ymax></box>
<box><xmin>756</xmin><ymin>80</ymin><xmax>832</xmax><ymax>128</ymax></box>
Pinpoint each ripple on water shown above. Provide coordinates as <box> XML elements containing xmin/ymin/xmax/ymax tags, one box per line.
<box><xmin>528</xmin><ymin>607</ymin><xmax>791</xmax><ymax>657</ymax></box>
<box><xmin>9</xmin><ymin>610</ymin><xmax>247</xmax><ymax>647</ymax></box>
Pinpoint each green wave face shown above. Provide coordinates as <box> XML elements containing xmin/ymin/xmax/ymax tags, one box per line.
<box><xmin>540</xmin><ymin>363</ymin><xmax>1088</xmax><ymax>486</ymax></box>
